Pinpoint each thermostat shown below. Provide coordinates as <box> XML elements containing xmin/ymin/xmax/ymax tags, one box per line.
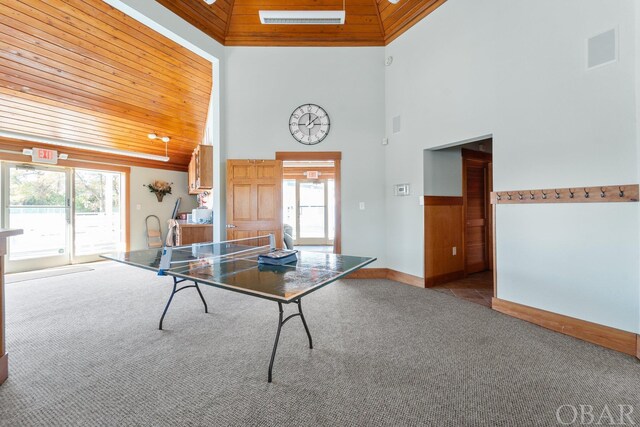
<box><xmin>394</xmin><ymin>184</ymin><xmax>410</xmax><ymax>196</ymax></box>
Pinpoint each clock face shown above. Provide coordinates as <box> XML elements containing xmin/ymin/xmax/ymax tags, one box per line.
<box><xmin>289</xmin><ymin>104</ymin><xmax>330</xmax><ymax>145</ymax></box>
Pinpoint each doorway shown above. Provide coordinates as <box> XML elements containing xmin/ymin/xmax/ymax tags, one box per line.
<box><xmin>276</xmin><ymin>152</ymin><xmax>341</xmax><ymax>254</ymax></box>
<box><xmin>424</xmin><ymin>138</ymin><xmax>493</xmax><ymax>307</ymax></box>
<box><xmin>2</xmin><ymin>162</ymin><xmax>126</xmax><ymax>273</ymax></box>
<box><xmin>462</xmin><ymin>148</ymin><xmax>493</xmax><ymax>274</ymax></box>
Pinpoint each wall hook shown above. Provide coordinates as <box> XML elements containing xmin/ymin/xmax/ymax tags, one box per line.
<box><xmin>600</xmin><ymin>187</ymin><xmax>606</xmax><ymax>198</ymax></box>
<box><xmin>555</xmin><ymin>189</ymin><xmax>560</xmax><ymax>199</ymax></box>
<box><xmin>518</xmin><ymin>191</ymin><xmax>524</xmax><ymax>200</ymax></box>
<box><xmin>569</xmin><ymin>188</ymin><xmax>575</xmax><ymax>199</ymax></box>
<box><xmin>541</xmin><ymin>190</ymin><xmax>547</xmax><ymax>200</ymax></box>
<box><xmin>507</xmin><ymin>192</ymin><xmax>512</xmax><ymax>200</ymax></box>
<box><xmin>497</xmin><ymin>193</ymin><xmax>502</xmax><ymax>201</ymax></box>
<box><xmin>529</xmin><ymin>190</ymin><xmax>535</xmax><ymax>200</ymax></box>
<box><xmin>584</xmin><ymin>188</ymin><xmax>589</xmax><ymax>199</ymax></box>
<box><xmin>619</xmin><ymin>186</ymin><xmax>625</xmax><ymax>197</ymax></box>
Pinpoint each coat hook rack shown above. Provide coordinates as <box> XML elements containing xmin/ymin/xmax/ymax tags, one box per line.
<box><xmin>491</xmin><ymin>184</ymin><xmax>639</xmax><ymax>205</ymax></box>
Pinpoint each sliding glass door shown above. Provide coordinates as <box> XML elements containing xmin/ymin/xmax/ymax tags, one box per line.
<box><xmin>2</xmin><ymin>163</ymin><xmax>126</xmax><ymax>273</ymax></box>
<box><xmin>4</xmin><ymin>164</ymin><xmax>71</xmax><ymax>272</ymax></box>
<box><xmin>73</xmin><ymin>169</ymin><xmax>124</xmax><ymax>263</ymax></box>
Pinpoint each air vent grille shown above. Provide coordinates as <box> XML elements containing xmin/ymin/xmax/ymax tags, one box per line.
<box><xmin>259</xmin><ymin>11</ymin><xmax>345</xmax><ymax>25</ymax></box>
<box><xmin>263</xmin><ymin>18</ymin><xmax>343</xmax><ymax>24</ymax></box>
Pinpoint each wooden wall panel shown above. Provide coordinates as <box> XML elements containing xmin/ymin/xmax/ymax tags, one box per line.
<box><xmin>0</xmin><ymin>0</ymin><xmax>212</xmax><ymax>170</ymax></box>
<box><xmin>424</xmin><ymin>196</ymin><xmax>464</xmax><ymax>287</ymax></box>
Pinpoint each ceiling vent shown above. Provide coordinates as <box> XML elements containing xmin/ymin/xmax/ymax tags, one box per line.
<box><xmin>259</xmin><ymin>11</ymin><xmax>346</xmax><ymax>25</ymax></box>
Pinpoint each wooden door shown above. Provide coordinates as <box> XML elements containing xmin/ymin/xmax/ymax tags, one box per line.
<box><xmin>463</xmin><ymin>150</ymin><xmax>492</xmax><ymax>274</ymax></box>
<box><xmin>226</xmin><ymin>160</ymin><xmax>283</xmax><ymax>248</ymax></box>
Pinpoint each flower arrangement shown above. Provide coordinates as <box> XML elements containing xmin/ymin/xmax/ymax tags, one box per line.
<box><xmin>145</xmin><ymin>180</ymin><xmax>173</xmax><ymax>202</ymax></box>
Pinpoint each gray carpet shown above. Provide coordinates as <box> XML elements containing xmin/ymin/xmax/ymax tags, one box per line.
<box><xmin>1</xmin><ymin>262</ymin><xmax>639</xmax><ymax>426</ymax></box>
<box><xmin>6</xmin><ymin>266</ymin><xmax>94</xmax><ymax>284</ymax></box>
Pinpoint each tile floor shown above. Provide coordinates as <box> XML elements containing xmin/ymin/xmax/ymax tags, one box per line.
<box><xmin>431</xmin><ymin>271</ymin><xmax>494</xmax><ymax>307</ymax></box>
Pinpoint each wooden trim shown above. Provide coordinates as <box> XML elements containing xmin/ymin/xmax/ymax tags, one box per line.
<box><xmin>276</xmin><ymin>152</ymin><xmax>342</xmax><ymax>161</ymax></box>
<box><xmin>384</xmin><ymin>0</ymin><xmax>447</xmax><ymax>44</ymax></box>
<box><xmin>345</xmin><ymin>268</ymin><xmax>388</xmax><ymax>279</ymax></box>
<box><xmin>277</xmin><ymin>152</ymin><xmax>341</xmax><ymax>254</ymax></box>
<box><xmin>0</xmin><ymin>138</ymin><xmax>186</xmax><ymax>171</ymax></box>
<box><xmin>334</xmin><ymin>159</ymin><xmax>342</xmax><ymax>254</ymax></box>
<box><xmin>0</xmin><ymin>353</ymin><xmax>7</xmax><ymax>385</ymax></box>
<box><xmin>461</xmin><ymin>148</ymin><xmax>493</xmax><ymax>162</ymax></box>
<box><xmin>637</xmin><ymin>335</ymin><xmax>640</xmax><ymax>359</ymax></box>
<box><xmin>492</xmin><ymin>298</ymin><xmax>638</xmax><ymax>356</ymax></box>
<box><xmin>224</xmin><ymin>0</ymin><xmax>236</xmax><ymax>37</ymax></box>
<box><xmin>423</xmin><ymin>196</ymin><xmax>463</xmax><ymax>206</ymax></box>
<box><xmin>345</xmin><ymin>268</ymin><xmax>424</xmax><ymax>288</ymax></box>
<box><xmin>124</xmin><ymin>170</ymin><xmax>131</xmax><ymax>252</ymax></box>
<box><xmin>387</xmin><ymin>269</ymin><xmax>424</xmax><ymax>287</ymax></box>
<box><xmin>282</xmin><ymin>167</ymin><xmax>336</xmax><ymax>179</ymax></box>
<box><xmin>491</xmin><ymin>184</ymin><xmax>640</xmax><ymax>205</ymax></box>
<box><xmin>425</xmin><ymin>270</ymin><xmax>465</xmax><ymax>287</ymax></box>
<box><xmin>492</xmin><ymin>203</ymin><xmax>497</xmax><ymax>298</ymax></box>
<box><xmin>0</xmin><ymin>156</ymin><xmax>131</xmax><ymax>253</ymax></box>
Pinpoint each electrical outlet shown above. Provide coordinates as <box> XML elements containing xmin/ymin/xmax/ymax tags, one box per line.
<box><xmin>136</xmin><ymin>204</ymin><xmax>141</xmax><ymax>210</ymax></box>
<box><xmin>452</xmin><ymin>246</ymin><xmax>457</xmax><ymax>256</ymax></box>
<box><xmin>359</xmin><ymin>202</ymin><xmax>365</xmax><ymax>210</ymax></box>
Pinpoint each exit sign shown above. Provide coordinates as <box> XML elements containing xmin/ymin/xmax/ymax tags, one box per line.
<box><xmin>32</xmin><ymin>147</ymin><xmax>58</xmax><ymax>164</ymax></box>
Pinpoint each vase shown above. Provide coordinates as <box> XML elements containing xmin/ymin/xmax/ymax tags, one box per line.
<box><xmin>156</xmin><ymin>193</ymin><xmax>164</xmax><ymax>202</ymax></box>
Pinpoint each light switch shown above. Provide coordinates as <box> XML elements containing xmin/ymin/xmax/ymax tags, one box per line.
<box><xmin>359</xmin><ymin>202</ymin><xmax>365</xmax><ymax>210</ymax></box>
<box><xmin>136</xmin><ymin>204</ymin><xmax>141</xmax><ymax>210</ymax></box>
<box><xmin>452</xmin><ymin>246</ymin><xmax>457</xmax><ymax>256</ymax></box>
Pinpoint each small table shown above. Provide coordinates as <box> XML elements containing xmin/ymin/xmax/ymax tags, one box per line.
<box><xmin>0</xmin><ymin>228</ymin><xmax>23</xmax><ymax>385</ymax></box>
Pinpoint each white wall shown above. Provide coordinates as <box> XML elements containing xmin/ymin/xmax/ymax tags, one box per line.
<box><xmin>423</xmin><ymin>148</ymin><xmax>462</xmax><ymax>197</ymax></box>
<box><xmin>129</xmin><ymin>167</ymin><xmax>197</xmax><ymax>250</ymax></box>
<box><xmin>224</xmin><ymin>47</ymin><xmax>386</xmax><ymax>264</ymax></box>
<box><xmin>386</xmin><ymin>0</ymin><xmax>639</xmax><ymax>332</ymax></box>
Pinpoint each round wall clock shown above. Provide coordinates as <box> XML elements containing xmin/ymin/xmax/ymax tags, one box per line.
<box><xmin>289</xmin><ymin>104</ymin><xmax>330</xmax><ymax>145</ymax></box>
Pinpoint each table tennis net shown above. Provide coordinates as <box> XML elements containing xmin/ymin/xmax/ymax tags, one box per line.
<box><xmin>158</xmin><ymin>234</ymin><xmax>276</xmax><ymax>274</ymax></box>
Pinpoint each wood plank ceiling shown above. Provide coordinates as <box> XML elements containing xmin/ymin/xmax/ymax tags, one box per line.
<box><xmin>0</xmin><ymin>0</ymin><xmax>213</xmax><ymax>170</ymax></box>
<box><xmin>155</xmin><ymin>0</ymin><xmax>447</xmax><ymax>46</ymax></box>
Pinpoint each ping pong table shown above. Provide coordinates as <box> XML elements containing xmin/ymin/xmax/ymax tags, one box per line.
<box><xmin>102</xmin><ymin>235</ymin><xmax>375</xmax><ymax>382</ymax></box>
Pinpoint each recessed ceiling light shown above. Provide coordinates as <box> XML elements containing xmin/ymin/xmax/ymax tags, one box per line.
<box><xmin>203</xmin><ymin>0</ymin><xmax>216</xmax><ymax>4</ymax></box>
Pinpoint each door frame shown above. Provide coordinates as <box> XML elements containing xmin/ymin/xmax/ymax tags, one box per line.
<box><xmin>0</xmin><ymin>153</ymin><xmax>130</xmax><ymax>273</ymax></box>
<box><xmin>276</xmin><ymin>152</ymin><xmax>342</xmax><ymax>254</ymax></box>
<box><xmin>2</xmin><ymin>162</ymin><xmax>72</xmax><ymax>272</ymax></box>
<box><xmin>461</xmin><ymin>148</ymin><xmax>493</xmax><ymax>275</ymax></box>
<box><xmin>294</xmin><ymin>179</ymin><xmax>335</xmax><ymax>246</ymax></box>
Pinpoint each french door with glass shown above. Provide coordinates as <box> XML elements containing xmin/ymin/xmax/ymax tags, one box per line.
<box><xmin>2</xmin><ymin>163</ymin><xmax>125</xmax><ymax>273</ymax></box>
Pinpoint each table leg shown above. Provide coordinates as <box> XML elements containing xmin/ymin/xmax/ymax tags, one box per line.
<box><xmin>159</xmin><ymin>277</ymin><xmax>209</xmax><ymax>330</ymax></box>
<box><xmin>267</xmin><ymin>299</ymin><xmax>313</xmax><ymax>383</ymax></box>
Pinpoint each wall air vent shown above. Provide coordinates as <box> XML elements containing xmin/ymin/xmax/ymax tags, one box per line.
<box><xmin>259</xmin><ymin>11</ymin><xmax>346</xmax><ymax>25</ymax></box>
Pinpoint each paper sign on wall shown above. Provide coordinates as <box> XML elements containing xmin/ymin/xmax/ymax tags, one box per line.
<box><xmin>306</xmin><ymin>171</ymin><xmax>320</xmax><ymax>179</ymax></box>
